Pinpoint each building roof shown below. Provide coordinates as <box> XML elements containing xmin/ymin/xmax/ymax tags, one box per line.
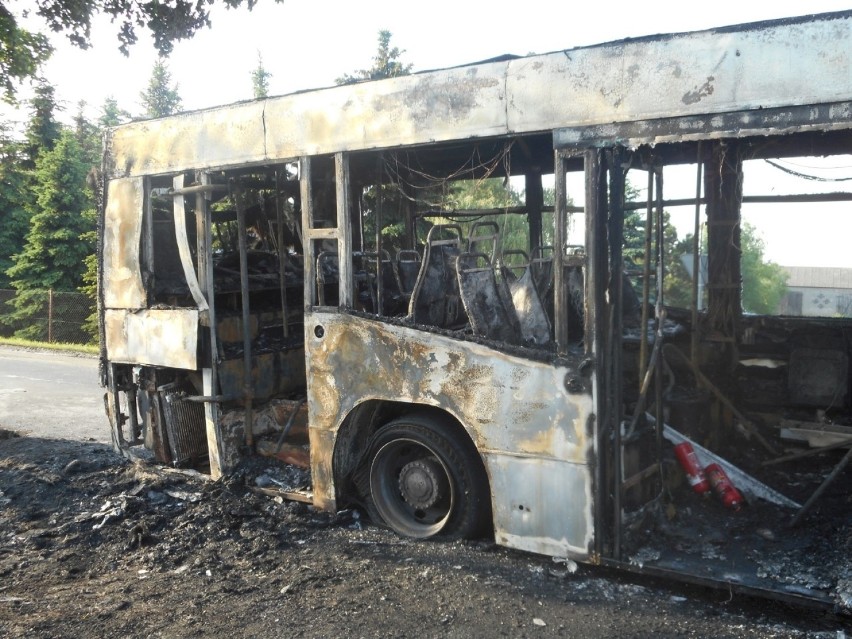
<box><xmin>782</xmin><ymin>266</ymin><xmax>852</xmax><ymax>289</ymax></box>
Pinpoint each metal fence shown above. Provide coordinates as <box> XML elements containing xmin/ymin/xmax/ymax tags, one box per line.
<box><xmin>0</xmin><ymin>288</ymin><xmax>96</xmax><ymax>344</ymax></box>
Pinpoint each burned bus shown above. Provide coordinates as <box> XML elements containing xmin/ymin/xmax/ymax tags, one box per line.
<box><xmin>99</xmin><ymin>12</ymin><xmax>852</xmax><ymax>609</ymax></box>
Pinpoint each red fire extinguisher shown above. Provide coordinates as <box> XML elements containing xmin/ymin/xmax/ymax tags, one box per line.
<box><xmin>705</xmin><ymin>463</ymin><xmax>744</xmax><ymax>511</ymax></box>
<box><xmin>674</xmin><ymin>442</ymin><xmax>710</xmax><ymax>494</ymax></box>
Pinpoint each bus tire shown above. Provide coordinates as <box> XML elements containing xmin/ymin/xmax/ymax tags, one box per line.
<box><xmin>367</xmin><ymin>414</ymin><xmax>490</xmax><ymax>540</ymax></box>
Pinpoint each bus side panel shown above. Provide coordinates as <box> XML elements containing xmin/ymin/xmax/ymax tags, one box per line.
<box><xmin>104</xmin><ymin>308</ymin><xmax>198</xmax><ymax>370</ymax></box>
<box><xmin>486</xmin><ymin>455</ymin><xmax>593</xmax><ymax>557</ymax></box>
<box><xmin>305</xmin><ymin>311</ymin><xmax>595</xmax><ymax>557</ymax></box>
<box><xmin>102</xmin><ymin>178</ymin><xmax>146</xmax><ymax>309</ymax></box>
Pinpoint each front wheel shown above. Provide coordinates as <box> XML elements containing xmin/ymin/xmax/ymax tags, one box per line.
<box><xmin>367</xmin><ymin>414</ymin><xmax>490</xmax><ymax>539</ymax></box>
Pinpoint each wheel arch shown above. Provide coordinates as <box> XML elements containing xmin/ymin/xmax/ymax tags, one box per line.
<box><xmin>331</xmin><ymin>399</ymin><xmax>492</xmax><ymax>519</ymax></box>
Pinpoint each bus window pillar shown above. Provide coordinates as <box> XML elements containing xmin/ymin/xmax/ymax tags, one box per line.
<box><xmin>705</xmin><ymin>141</ymin><xmax>743</xmax><ymax>358</ymax></box>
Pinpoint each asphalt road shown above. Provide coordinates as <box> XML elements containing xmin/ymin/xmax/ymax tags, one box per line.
<box><xmin>0</xmin><ymin>346</ymin><xmax>107</xmax><ymax>443</ymax></box>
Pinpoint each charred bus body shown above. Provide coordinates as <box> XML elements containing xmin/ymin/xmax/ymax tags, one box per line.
<box><xmin>99</xmin><ymin>12</ymin><xmax>852</xmax><ymax>609</ymax></box>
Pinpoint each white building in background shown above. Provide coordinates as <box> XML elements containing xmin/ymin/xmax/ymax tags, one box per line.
<box><xmin>779</xmin><ymin>266</ymin><xmax>852</xmax><ymax>317</ymax></box>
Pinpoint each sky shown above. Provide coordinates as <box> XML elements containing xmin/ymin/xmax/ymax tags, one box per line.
<box><xmin>7</xmin><ymin>0</ymin><xmax>852</xmax><ymax>122</ymax></box>
<box><xmin>3</xmin><ymin>0</ymin><xmax>852</xmax><ymax>267</ymax></box>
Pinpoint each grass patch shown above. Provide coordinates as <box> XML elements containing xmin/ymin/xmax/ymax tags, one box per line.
<box><xmin>0</xmin><ymin>336</ymin><xmax>98</xmax><ymax>355</ymax></box>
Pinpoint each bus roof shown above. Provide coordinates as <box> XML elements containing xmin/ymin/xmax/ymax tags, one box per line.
<box><xmin>106</xmin><ymin>10</ymin><xmax>852</xmax><ymax>178</ymax></box>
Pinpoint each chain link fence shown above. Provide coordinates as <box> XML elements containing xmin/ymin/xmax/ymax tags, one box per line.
<box><xmin>0</xmin><ymin>288</ymin><xmax>96</xmax><ymax>345</ymax></box>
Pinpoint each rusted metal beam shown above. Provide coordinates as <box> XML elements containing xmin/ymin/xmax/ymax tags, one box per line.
<box><xmin>275</xmin><ymin>170</ymin><xmax>290</xmax><ymax>338</ymax></box>
<box><xmin>586</xmin><ymin>148</ymin><xmax>606</xmax><ymax>560</ymax></box>
<box><xmin>638</xmin><ymin>169</ymin><xmax>653</xmax><ymax>384</ymax></box>
<box><xmin>762</xmin><ymin>435</ymin><xmax>852</xmax><ymax>467</ymax></box>
<box><xmin>172</xmin><ymin>174</ymin><xmax>210</xmax><ymax>318</ymax></box>
<box><xmin>789</xmin><ymin>447</ymin><xmax>852</xmax><ymax>527</ymax></box>
<box><xmin>233</xmin><ymin>180</ymin><xmax>254</xmax><ymax>451</ymax></box>
<box><xmin>375</xmin><ymin>155</ymin><xmax>384</xmax><ymax>315</ymax></box>
<box><xmin>742</xmin><ymin>192</ymin><xmax>852</xmax><ymax>203</ymax></box>
<box><xmin>525</xmin><ymin>169</ymin><xmax>544</xmax><ymax>254</ymax></box>
<box><xmin>622</xmin><ymin>461</ymin><xmax>661</xmax><ymax>491</ymax></box>
<box><xmin>705</xmin><ymin>142</ymin><xmax>742</xmax><ymax>342</ymax></box>
<box><xmin>418</xmin><ymin>205</ymin><xmax>574</xmax><ymax>218</ymax></box>
<box><xmin>690</xmin><ymin>144</ymin><xmax>703</xmax><ymax>362</ymax></box>
<box><xmin>622</xmin><ymin>192</ymin><xmax>852</xmax><ymax>211</ymax></box>
<box><xmin>608</xmin><ymin>148</ymin><xmax>626</xmax><ymax>561</ymax></box>
<box><xmin>300</xmin><ymin>156</ymin><xmax>316</xmax><ymax>310</ymax></box>
<box><xmin>553</xmin><ymin>152</ymin><xmax>568</xmax><ymax>355</ymax></box>
<box><xmin>168</xmin><ymin>183</ymin><xmax>228</xmax><ymax>196</ymax></box>
<box><xmin>554</xmin><ymin>100</ymin><xmax>852</xmax><ymax>151</ymax></box>
<box><xmin>652</xmin><ymin>164</ymin><xmax>666</xmax><ymax>511</ymax></box>
<box><xmin>184</xmin><ymin>394</ymin><xmax>239</xmax><ymax>403</ymax></box>
<box><xmin>336</xmin><ymin>152</ymin><xmax>354</xmax><ymax>309</ymax></box>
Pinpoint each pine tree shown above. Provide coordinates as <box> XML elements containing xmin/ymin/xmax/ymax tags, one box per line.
<box><xmin>21</xmin><ymin>80</ymin><xmax>61</xmax><ymax>170</ymax></box>
<box><xmin>139</xmin><ymin>59</ymin><xmax>182</xmax><ymax>119</ymax></box>
<box><xmin>0</xmin><ymin>81</ymin><xmax>61</xmax><ymax>292</ymax></box>
<box><xmin>4</xmin><ymin>129</ymin><xmax>95</xmax><ymax>339</ymax></box>
<box><xmin>98</xmin><ymin>96</ymin><xmax>129</xmax><ymax>129</ymax></box>
<box><xmin>78</xmin><ymin>208</ymin><xmax>99</xmax><ymax>342</ymax></box>
<box><xmin>336</xmin><ymin>30</ymin><xmax>413</xmax><ymax>84</ymax></box>
<box><xmin>0</xmin><ymin>6</ymin><xmax>51</xmax><ymax>103</ymax></box>
<box><xmin>73</xmin><ymin>100</ymin><xmax>101</xmax><ymax>167</ymax></box>
<box><xmin>0</xmin><ymin>124</ymin><xmax>29</xmax><ymax>290</ymax></box>
<box><xmin>251</xmin><ymin>52</ymin><xmax>272</xmax><ymax>99</ymax></box>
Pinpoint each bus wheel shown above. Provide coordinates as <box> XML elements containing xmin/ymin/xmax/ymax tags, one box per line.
<box><xmin>367</xmin><ymin>414</ymin><xmax>489</xmax><ymax>539</ymax></box>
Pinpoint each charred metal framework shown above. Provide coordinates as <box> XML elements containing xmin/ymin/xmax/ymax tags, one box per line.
<box><xmin>100</xmin><ymin>12</ymin><xmax>852</xmax><ymax>609</ymax></box>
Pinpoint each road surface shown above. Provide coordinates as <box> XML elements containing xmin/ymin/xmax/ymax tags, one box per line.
<box><xmin>0</xmin><ymin>346</ymin><xmax>107</xmax><ymax>442</ymax></box>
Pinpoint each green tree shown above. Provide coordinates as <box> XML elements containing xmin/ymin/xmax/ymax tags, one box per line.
<box><xmin>620</xmin><ymin>178</ymin><xmax>685</xmax><ymax>308</ymax></box>
<box><xmin>642</xmin><ymin>220</ymin><xmax>787</xmax><ymax>314</ymax></box>
<box><xmin>442</xmin><ymin>178</ymin><xmax>530</xmax><ymax>253</ymax></box>
<box><xmin>0</xmin><ymin>124</ymin><xmax>29</xmax><ymax>290</ymax></box>
<box><xmin>140</xmin><ymin>59</ymin><xmax>182</xmax><ymax>118</ymax></box>
<box><xmin>251</xmin><ymin>52</ymin><xmax>272</xmax><ymax>99</ymax></box>
<box><xmin>0</xmin><ymin>82</ymin><xmax>63</xmax><ymax>293</ymax></box>
<box><xmin>78</xmin><ymin>208</ymin><xmax>99</xmax><ymax>342</ymax></box>
<box><xmin>73</xmin><ymin>101</ymin><xmax>101</xmax><ymax>167</ymax></box>
<box><xmin>1</xmin><ymin>1</ymin><xmax>283</xmax><ymax>103</ymax></box>
<box><xmin>739</xmin><ymin>222</ymin><xmax>787</xmax><ymax>314</ymax></box>
<box><xmin>0</xmin><ymin>5</ymin><xmax>51</xmax><ymax>103</ymax></box>
<box><xmin>98</xmin><ymin>96</ymin><xmax>130</xmax><ymax>129</ymax></box>
<box><xmin>340</xmin><ymin>32</ymin><xmax>413</xmax><ymax>250</ymax></box>
<box><xmin>336</xmin><ymin>30</ymin><xmax>413</xmax><ymax>84</ymax></box>
<box><xmin>4</xmin><ymin>129</ymin><xmax>95</xmax><ymax>339</ymax></box>
<box><xmin>21</xmin><ymin>80</ymin><xmax>62</xmax><ymax>170</ymax></box>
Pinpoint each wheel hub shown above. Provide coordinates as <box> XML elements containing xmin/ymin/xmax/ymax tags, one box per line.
<box><xmin>398</xmin><ymin>459</ymin><xmax>444</xmax><ymax>509</ymax></box>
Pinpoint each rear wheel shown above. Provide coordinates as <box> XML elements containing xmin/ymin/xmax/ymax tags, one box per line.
<box><xmin>367</xmin><ymin>414</ymin><xmax>490</xmax><ymax>539</ymax></box>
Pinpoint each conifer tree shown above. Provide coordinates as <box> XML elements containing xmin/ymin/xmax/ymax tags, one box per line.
<box><xmin>140</xmin><ymin>59</ymin><xmax>182</xmax><ymax>119</ymax></box>
<box><xmin>21</xmin><ymin>80</ymin><xmax>61</xmax><ymax>170</ymax></box>
<box><xmin>336</xmin><ymin>30</ymin><xmax>413</xmax><ymax>85</ymax></box>
<box><xmin>0</xmin><ymin>124</ymin><xmax>28</xmax><ymax>290</ymax></box>
<box><xmin>0</xmin><ymin>81</ymin><xmax>61</xmax><ymax>292</ymax></box>
<box><xmin>73</xmin><ymin>100</ymin><xmax>101</xmax><ymax>167</ymax></box>
<box><xmin>251</xmin><ymin>52</ymin><xmax>272</xmax><ymax>99</ymax></box>
<box><xmin>4</xmin><ymin>130</ymin><xmax>95</xmax><ymax>339</ymax></box>
<box><xmin>98</xmin><ymin>96</ymin><xmax>130</xmax><ymax>129</ymax></box>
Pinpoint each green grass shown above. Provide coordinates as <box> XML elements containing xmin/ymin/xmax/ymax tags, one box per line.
<box><xmin>0</xmin><ymin>336</ymin><xmax>98</xmax><ymax>355</ymax></box>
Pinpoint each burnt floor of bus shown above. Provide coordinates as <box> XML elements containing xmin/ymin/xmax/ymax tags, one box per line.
<box><xmin>620</xmin><ymin>441</ymin><xmax>851</xmax><ymax>609</ymax></box>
